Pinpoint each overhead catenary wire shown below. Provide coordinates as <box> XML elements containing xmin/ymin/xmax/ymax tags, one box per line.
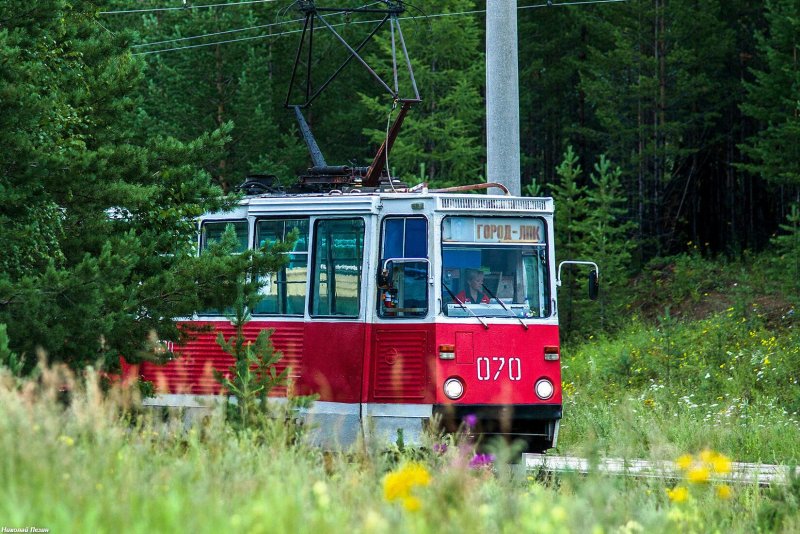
<box><xmin>131</xmin><ymin>1</ymin><xmax>383</xmax><ymax>49</ymax></box>
<box><xmin>132</xmin><ymin>26</ymin><xmax>302</xmax><ymax>54</ymax></box>
<box><xmin>133</xmin><ymin>0</ymin><xmax>627</xmax><ymax>56</ymax></box>
<box><xmin>132</xmin><ymin>18</ymin><xmax>302</xmax><ymax>47</ymax></box>
<box><xmin>100</xmin><ymin>0</ymin><xmax>280</xmax><ymax>15</ymax></box>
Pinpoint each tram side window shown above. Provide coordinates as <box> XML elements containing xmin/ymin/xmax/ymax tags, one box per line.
<box><xmin>311</xmin><ymin>219</ymin><xmax>365</xmax><ymax>317</ymax></box>
<box><xmin>201</xmin><ymin>221</ymin><xmax>249</xmax><ymax>253</ymax></box>
<box><xmin>253</xmin><ymin>219</ymin><xmax>309</xmax><ymax>315</ymax></box>
<box><xmin>198</xmin><ymin>220</ymin><xmax>248</xmax><ymax>316</ymax></box>
<box><xmin>378</xmin><ymin>217</ymin><xmax>428</xmax><ymax>318</ymax></box>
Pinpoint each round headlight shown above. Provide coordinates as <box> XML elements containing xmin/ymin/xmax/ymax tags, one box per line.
<box><xmin>443</xmin><ymin>377</ymin><xmax>465</xmax><ymax>400</ymax></box>
<box><xmin>535</xmin><ymin>378</ymin><xmax>554</xmax><ymax>400</ymax></box>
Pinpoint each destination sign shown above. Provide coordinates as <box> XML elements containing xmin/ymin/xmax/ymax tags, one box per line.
<box><xmin>442</xmin><ymin>217</ymin><xmax>545</xmax><ymax>244</ymax></box>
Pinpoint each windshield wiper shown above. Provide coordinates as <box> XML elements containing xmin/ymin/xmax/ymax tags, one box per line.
<box><xmin>442</xmin><ymin>281</ymin><xmax>488</xmax><ymax>329</ymax></box>
<box><xmin>481</xmin><ymin>283</ymin><xmax>528</xmax><ymax>330</ymax></box>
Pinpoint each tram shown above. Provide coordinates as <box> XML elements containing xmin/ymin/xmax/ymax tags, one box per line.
<box><xmin>126</xmin><ymin>181</ymin><xmax>598</xmax><ymax>452</ymax></box>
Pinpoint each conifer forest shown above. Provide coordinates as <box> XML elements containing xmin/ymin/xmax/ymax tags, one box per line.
<box><xmin>1</xmin><ymin>0</ymin><xmax>799</xmax><ymax>367</ymax></box>
<box><xmin>3</xmin><ymin>2</ymin><xmax>800</xmax><ymax>532</ymax></box>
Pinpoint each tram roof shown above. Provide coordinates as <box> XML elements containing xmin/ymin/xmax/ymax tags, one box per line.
<box><xmin>239</xmin><ymin>191</ymin><xmax>554</xmax><ymax>217</ymax></box>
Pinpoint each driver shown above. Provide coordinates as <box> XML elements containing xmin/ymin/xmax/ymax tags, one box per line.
<box><xmin>455</xmin><ymin>269</ymin><xmax>490</xmax><ymax>304</ymax></box>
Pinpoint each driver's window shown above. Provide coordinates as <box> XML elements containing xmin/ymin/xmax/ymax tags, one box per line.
<box><xmin>378</xmin><ymin>217</ymin><xmax>428</xmax><ymax>318</ymax></box>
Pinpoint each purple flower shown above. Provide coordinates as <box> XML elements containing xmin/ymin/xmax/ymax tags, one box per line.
<box><xmin>464</xmin><ymin>414</ymin><xmax>478</xmax><ymax>429</ymax></box>
<box><xmin>469</xmin><ymin>453</ymin><xmax>496</xmax><ymax>469</ymax></box>
<box><xmin>433</xmin><ymin>443</ymin><xmax>448</xmax><ymax>454</ymax></box>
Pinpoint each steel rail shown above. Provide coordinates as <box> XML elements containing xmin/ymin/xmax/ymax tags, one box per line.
<box><xmin>524</xmin><ymin>453</ymin><xmax>800</xmax><ymax>487</ymax></box>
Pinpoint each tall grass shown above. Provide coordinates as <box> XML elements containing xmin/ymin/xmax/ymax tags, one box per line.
<box><xmin>3</xmin><ymin>252</ymin><xmax>800</xmax><ymax>531</ymax></box>
<box><xmin>559</xmin><ymin>252</ymin><xmax>800</xmax><ymax>463</ymax></box>
<box><xmin>1</xmin><ymin>364</ymin><xmax>799</xmax><ymax>533</ymax></box>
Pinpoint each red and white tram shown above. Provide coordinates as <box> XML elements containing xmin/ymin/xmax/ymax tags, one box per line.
<box><xmin>127</xmin><ymin>185</ymin><xmax>596</xmax><ymax>452</ymax></box>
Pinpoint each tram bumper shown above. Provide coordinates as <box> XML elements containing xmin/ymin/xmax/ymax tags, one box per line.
<box><xmin>433</xmin><ymin>404</ymin><xmax>562</xmax><ymax>450</ymax></box>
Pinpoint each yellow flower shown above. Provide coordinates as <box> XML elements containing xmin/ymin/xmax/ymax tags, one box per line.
<box><xmin>58</xmin><ymin>435</ymin><xmax>75</xmax><ymax>447</ymax></box>
<box><xmin>667</xmin><ymin>486</ymin><xmax>689</xmax><ymax>503</ymax></box>
<box><xmin>699</xmin><ymin>450</ymin><xmax>715</xmax><ymax>463</ymax></box>
<box><xmin>676</xmin><ymin>454</ymin><xmax>693</xmax><ymax>470</ymax></box>
<box><xmin>687</xmin><ymin>466</ymin><xmax>711</xmax><ymax>484</ymax></box>
<box><xmin>383</xmin><ymin>462</ymin><xmax>431</xmax><ymax>505</ymax></box>
<box><xmin>402</xmin><ymin>496</ymin><xmax>422</xmax><ymax>512</ymax></box>
<box><xmin>710</xmin><ymin>453</ymin><xmax>732</xmax><ymax>475</ymax></box>
<box><xmin>716</xmin><ymin>485</ymin><xmax>733</xmax><ymax>500</ymax></box>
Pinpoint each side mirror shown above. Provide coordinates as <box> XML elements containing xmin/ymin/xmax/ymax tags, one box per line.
<box><xmin>556</xmin><ymin>260</ymin><xmax>600</xmax><ymax>292</ymax></box>
<box><xmin>588</xmin><ymin>270</ymin><xmax>599</xmax><ymax>301</ymax></box>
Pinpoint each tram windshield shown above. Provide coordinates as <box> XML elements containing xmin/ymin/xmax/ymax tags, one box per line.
<box><xmin>441</xmin><ymin>216</ymin><xmax>551</xmax><ymax>319</ymax></box>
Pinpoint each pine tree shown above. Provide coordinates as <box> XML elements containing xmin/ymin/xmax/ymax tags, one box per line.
<box><xmin>115</xmin><ymin>1</ymin><xmax>308</xmax><ymax>189</ymax></box>
<box><xmin>518</xmin><ymin>7</ymin><xmax>588</xmax><ymax>191</ymax></box>
<box><xmin>577</xmin><ymin>0</ymin><xmax>739</xmax><ymax>256</ymax></box>
<box><xmin>771</xmin><ymin>203</ymin><xmax>800</xmax><ymax>296</ymax></box>
<box><xmin>0</xmin><ymin>0</ymin><xmax>289</xmax><ymax>373</ymax></box>
<box><xmin>740</xmin><ymin>0</ymin><xmax>800</xmax><ymax>189</ymax></box>
<box><xmin>213</xmin><ymin>287</ymin><xmax>287</xmax><ymax>429</ymax></box>
<box><xmin>550</xmin><ymin>146</ymin><xmax>589</xmax><ymax>334</ymax></box>
<box><xmin>584</xmin><ymin>155</ymin><xmax>637</xmax><ymax>328</ymax></box>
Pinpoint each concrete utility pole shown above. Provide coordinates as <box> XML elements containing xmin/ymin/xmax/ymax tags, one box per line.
<box><xmin>486</xmin><ymin>0</ymin><xmax>521</xmax><ymax>196</ymax></box>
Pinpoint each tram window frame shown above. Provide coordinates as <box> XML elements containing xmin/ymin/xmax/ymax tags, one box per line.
<box><xmin>200</xmin><ymin>220</ymin><xmax>249</xmax><ymax>253</ymax></box>
<box><xmin>378</xmin><ymin>216</ymin><xmax>429</xmax><ymax>318</ymax></box>
<box><xmin>310</xmin><ymin>218</ymin><xmax>366</xmax><ymax>318</ymax></box>
<box><xmin>197</xmin><ymin>219</ymin><xmax>249</xmax><ymax>317</ymax></box>
<box><xmin>440</xmin><ymin>216</ymin><xmax>551</xmax><ymax>319</ymax></box>
<box><xmin>252</xmin><ymin>218</ymin><xmax>309</xmax><ymax>316</ymax></box>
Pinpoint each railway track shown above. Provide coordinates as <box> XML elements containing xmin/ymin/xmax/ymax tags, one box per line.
<box><xmin>523</xmin><ymin>454</ymin><xmax>799</xmax><ymax>486</ymax></box>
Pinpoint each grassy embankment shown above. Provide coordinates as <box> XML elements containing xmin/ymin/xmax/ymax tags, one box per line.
<box><xmin>559</xmin><ymin>252</ymin><xmax>800</xmax><ymax>464</ymax></box>
<box><xmin>1</xmin><ymin>252</ymin><xmax>799</xmax><ymax>532</ymax></box>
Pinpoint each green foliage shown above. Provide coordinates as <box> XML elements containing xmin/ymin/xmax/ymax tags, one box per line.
<box><xmin>551</xmin><ymin>146</ymin><xmax>589</xmax><ymax>333</ymax></box>
<box><xmin>0</xmin><ymin>324</ymin><xmax>25</xmax><ymax>377</ymax></box>
<box><xmin>551</xmin><ymin>147</ymin><xmax>636</xmax><ymax>336</ymax></box>
<box><xmin>0</xmin><ymin>1</ymin><xmax>294</xmax><ymax>373</ymax></box>
<box><xmin>771</xmin><ymin>204</ymin><xmax>800</xmax><ymax>294</ymax></box>
<box><xmin>740</xmin><ymin>0</ymin><xmax>800</xmax><ymax>186</ymax></box>
<box><xmin>213</xmin><ymin>292</ymin><xmax>289</xmax><ymax>430</ymax></box>
<box><xmin>360</xmin><ymin>0</ymin><xmax>485</xmax><ymax>186</ymax></box>
<box><xmin>0</xmin><ymin>363</ymin><xmax>794</xmax><ymax>533</ymax></box>
<box><xmin>757</xmin><ymin>467</ymin><xmax>800</xmax><ymax>531</ymax></box>
<box><xmin>584</xmin><ymin>155</ymin><xmax>638</xmax><ymax>326</ymax></box>
<box><xmin>560</xmin><ymin>250</ymin><xmax>800</xmax><ymax>460</ymax></box>
<box><xmin>122</xmin><ymin>3</ymin><xmax>309</xmax><ymax>189</ymax></box>
<box><xmin>522</xmin><ymin>180</ymin><xmax>543</xmax><ymax>198</ymax></box>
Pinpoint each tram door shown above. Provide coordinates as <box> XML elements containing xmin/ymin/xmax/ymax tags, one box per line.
<box><xmin>365</xmin><ymin>216</ymin><xmax>433</xmax><ymax>442</ymax></box>
<box><xmin>301</xmin><ymin>217</ymin><xmax>368</xmax><ymax>445</ymax></box>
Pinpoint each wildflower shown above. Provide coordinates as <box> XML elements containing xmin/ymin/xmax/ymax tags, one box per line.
<box><xmin>383</xmin><ymin>462</ymin><xmax>431</xmax><ymax>508</ymax></box>
<box><xmin>675</xmin><ymin>454</ymin><xmax>693</xmax><ymax>470</ymax></box>
<box><xmin>716</xmin><ymin>485</ymin><xmax>733</xmax><ymax>500</ymax></box>
<box><xmin>433</xmin><ymin>442</ymin><xmax>448</xmax><ymax>455</ymax></box>
<box><xmin>58</xmin><ymin>435</ymin><xmax>75</xmax><ymax>447</ymax></box>
<box><xmin>551</xmin><ymin>506</ymin><xmax>567</xmax><ymax>522</ymax></box>
<box><xmin>312</xmin><ymin>480</ymin><xmax>330</xmax><ymax>509</ymax></box>
<box><xmin>363</xmin><ymin>510</ymin><xmax>388</xmax><ymax>532</ymax></box>
<box><xmin>710</xmin><ymin>453</ymin><xmax>732</xmax><ymax>475</ymax></box>
<box><xmin>464</xmin><ymin>414</ymin><xmax>478</xmax><ymax>428</ymax></box>
<box><xmin>687</xmin><ymin>466</ymin><xmax>710</xmax><ymax>484</ymax></box>
<box><xmin>469</xmin><ymin>453</ymin><xmax>496</xmax><ymax>469</ymax></box>
<box><xmin>402</xmin><ymin>496</ymin><xmax>422</xmax><ymax>512</ymax></box>
<box><xmin>667</xmin><ymin>486</ymin><xmax>689</xmax><ymax>503</ymax></box>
